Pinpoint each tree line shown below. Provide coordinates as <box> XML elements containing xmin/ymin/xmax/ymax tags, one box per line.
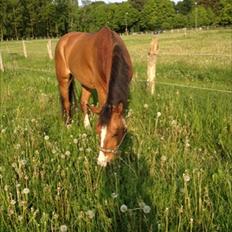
<box><xmin>1</xmin><ymin>0</ymin><xmax>231</xmax><ymax>40</ymax></box>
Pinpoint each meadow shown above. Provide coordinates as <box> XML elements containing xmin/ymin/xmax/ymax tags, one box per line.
<box><xmin>0</xmin><ymin>29</ymin><xmax>232</xmax><ymax>231</ymax></box>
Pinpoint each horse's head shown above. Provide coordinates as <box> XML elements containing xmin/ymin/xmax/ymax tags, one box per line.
<box><xmin>96</xmin><ymin>103</ymin><xmax>127</xmax><ymax>167</ymax></box>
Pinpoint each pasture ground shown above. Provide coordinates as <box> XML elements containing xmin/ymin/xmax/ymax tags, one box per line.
<box><xmin>0</xmin><ymin>29</ymin><xmax>232</xmax><ymax>231</ymax></box>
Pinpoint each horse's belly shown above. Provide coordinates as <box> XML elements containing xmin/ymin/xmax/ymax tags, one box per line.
<box><xmin>72</xmin><ymin>70</ymin><xmax>95</xmax><ymax>89</ymax></box>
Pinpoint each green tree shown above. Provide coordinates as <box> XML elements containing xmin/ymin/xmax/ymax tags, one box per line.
<box><xmin>217</xmin><ymin>1</ymin><xmax>232</xmax><ymax>25</ymax></box>
<box><xmin>188</xmin><ymin>5</ymin><xmax>215</xmax><ymax>27</ymax></box>
<box><xmin>129</xmin><ymin>0</ymin><xmax>146</xmax><ymax>11</ymax></box>
<box><xmin>140</xmin><ymin>0</ymin><xmax>175</xmax><ymax>30</ymax></box>
<box><xmin>175</xmin><ymin>0</ymin><xmax>194</xmax><ymax>15</ymax></box>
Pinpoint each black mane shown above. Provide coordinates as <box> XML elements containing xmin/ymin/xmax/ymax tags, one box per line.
<box><xmin>99</xmin><ymin>43</ymin><xmax>130</xmax><ymax>125</ymax></box>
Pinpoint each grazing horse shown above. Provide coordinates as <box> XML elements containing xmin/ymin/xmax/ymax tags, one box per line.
<box><xmin>55</xmin><ymin>27</ymin><xmax>133</xmax><ymax>166</ymax></box>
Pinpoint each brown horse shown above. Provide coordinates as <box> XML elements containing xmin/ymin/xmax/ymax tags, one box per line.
<box><xmin>55</xmin><ymin>27</ymin><xmax>133</xmax><ymax>166</ymax></box>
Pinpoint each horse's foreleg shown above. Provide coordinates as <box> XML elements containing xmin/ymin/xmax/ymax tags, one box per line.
<box><xmin>87</xmin><ymin>88</ymin><xmax>106</xmax><ymax>114</ymax></box>
<box><xmin>59</xmin><ymin>78</ymin><xmax>72</xmax><ymax>125</ymax></box>
<box><xmin>81</xmin><ymin>87</ymin><xmax>91</xmax><ymax>129</ymax></box>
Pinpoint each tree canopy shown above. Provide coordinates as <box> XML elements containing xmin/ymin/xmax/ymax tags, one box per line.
<box><xmin>0</xmin><ymin>0</ymin><xmax>231</xmax><ymax>40</ymax></box>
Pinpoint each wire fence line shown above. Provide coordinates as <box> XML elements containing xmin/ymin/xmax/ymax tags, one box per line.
<box><xmin>1</xmin><ymin>38</ymin><xmax>231</xmax><ymax>59</ymax></box>
<box><xmin>3</xmin><ymin>65</ymin><xmax>232</xmax><ymax>94</ymax></box>
<box><xmin>1</xmin><ymin>49</ymin><xmax>231</xmax><ymax>58</ymax></box>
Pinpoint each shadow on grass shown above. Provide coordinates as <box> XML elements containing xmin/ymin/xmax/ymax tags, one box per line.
<box><xmin>103</xmin><ymin>132</ymin><xmax>157</xmax><ymax>232</ymax></box>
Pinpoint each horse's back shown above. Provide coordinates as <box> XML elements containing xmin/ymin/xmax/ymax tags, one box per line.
<box><xmin>55</xmin><ymin>28</ymin><xmax>132</xmax><ymax>88</ymax></box>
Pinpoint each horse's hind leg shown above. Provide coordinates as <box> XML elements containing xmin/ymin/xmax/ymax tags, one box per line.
<box><xmin>58</xmin><ymin>75</ymin><xmax>73</xmax><ymax>125</ymax></box>
<box><xmin>80</xmin><ymin>86</ymin><xmax>91</xmax><ymax>129</ymax></box>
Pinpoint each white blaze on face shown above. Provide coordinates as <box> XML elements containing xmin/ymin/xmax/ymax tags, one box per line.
<box><xmin>97</xmin><ymin>125</ymin><xmax>108</xmax><ymax>167</ymax></box>
<box><xmin>84</xmin><ymin>114</ymin><xmax>91</xmax><ymax>129</ymax></box>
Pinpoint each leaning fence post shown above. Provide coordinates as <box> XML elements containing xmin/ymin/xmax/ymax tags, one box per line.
<box><xmin>147</xmin><ymin>36</ymin><xmax>159</xmax><ymax>95</ymax></box>
<box><xmin>47</xmin><ymin>39</ymin><xmax>53</xmax><ymax>60</ymax></box>
<box><xmin>22</xmin><ymin>40</ymin><xmax>28</xmax><ymax>58</ymax></box>
<box><xmin>0</xmin><ymin>51</ymin><xmax>4</xmax><ymax>72</ymax></box>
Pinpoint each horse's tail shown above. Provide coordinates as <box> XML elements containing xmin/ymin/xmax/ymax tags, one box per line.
<box><xmin>68</xmin><ymin>75</ymin><xmax>78</xmax><ymax>113</ymax></box>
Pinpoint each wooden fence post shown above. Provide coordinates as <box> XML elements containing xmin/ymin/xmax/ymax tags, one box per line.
<box><xmin>22</xmin><ymin>40</ymin><xmax>28</xmax><ymax>58</ymax></box>
<box><xmin>47</xmin><ymin>39</ymin><xmax>53</xmax><ymax>60</ymax></box>
<box><xmin>0</xmin><ymin>51</ymin><xmax>4</xmax><ymax>72</ymax></box>
<box><xmin>147</xmin><ymin>36</ymin><xmax>159</xmax><ymax>95</ymax></box>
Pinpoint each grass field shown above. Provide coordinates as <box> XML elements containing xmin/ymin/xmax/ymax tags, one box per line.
<box><xmin>0</xmin><ymin>29</ymin><xmax>232</xmax><ymax>231</ymax></box>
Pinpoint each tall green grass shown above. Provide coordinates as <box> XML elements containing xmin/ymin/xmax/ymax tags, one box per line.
<box><xmin>0</xmin><ymin>29</ymin><xmax>232</xmax><ymax>231</ymax></box>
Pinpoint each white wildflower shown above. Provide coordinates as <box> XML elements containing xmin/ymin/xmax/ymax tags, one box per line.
<box><xmin>161</xmin><ymin>155</ymin><xmax>167</xmax><ymax>162</ymax></box>
<box><xmin>157</xmin><ymin>112</ymin><xmax>161</xmax><ymax>118</ymax></box>
<box><xmin>73</xmin><ymin>138</ymin><xmax>78</xmax><ymax>144</ymax></box>
<box><xmin>20</xmin><ymin>159</ymin><xmax>27</xmax><ymax>166</ymax></box>
<box><xmin>143</xmin><ymin>104</ymin><xmax>149</xmax><ymax>109</ymax></box>
<box><xmin>120</xmin><ymin>204</ymin><xmax>128</xmax><ymax>213</ymax></box>
<box><xmin>82</xmin><ymin>133</ymin><xmax>87</xmax><ymax>139</ymax></box>
<box><xmin>10</xmin><ymin>200</ymin><xmax>16</xmax><ymax>205</ymax></box>
<box><xmin>86</xmin><ymin>148</ymin><xmax>92</xmax><ymax>153</ymax></box>
<box><xmin>22</xmin><ymin>188</ymin><xmax>30</xmax><ymax>194</ymax></box>
<box><xmin>15</xmin><ymin>144</ymin><xmax>21</xmax><ymax>150</ymax></box>
<box><xmin>86</xmin><ymin>210</ymin><xmax>95</xmax><ymax>219</ymax></box>
<box><xmin>183</xmin><ymin>173</ymin><xmax>190</xmax><ymax>182</ymax></box>
<box><xmin>111</xmin><ymin>192</ymin><xmax>118</xmax><ymax>199</ymax></box>
<box><xmin>65</xmin><ymin>151</ymin><xmax>71</xmax><ymax>156</ymax></box>
<box><xmin>143</xmin><ymin>205</ymin><xmax>151</xmax><ymax>214</ymax></box>
<box><xmin>18</xmin><ymin>215</ymin><xmax>23</xmax><ymax>221</ymax></box>
<box><xmin>60</xmin><ymin>224</ymin><xmax>68</xmax><ymax>232</ymax></box>
<box><xmin>44</xmin><ymin>135</ymin><xmax>49</xmax><ymax>141</ymax></box>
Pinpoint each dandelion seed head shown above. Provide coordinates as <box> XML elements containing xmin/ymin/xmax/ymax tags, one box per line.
<box><xmin>11</xmin><ymin>163</ymin><xmax>17</xmax><ymax>168</ymax></box>
<box><xmin>60</xmin><ymin>224</ymin><xmax>68</xmax><ymax>232</ymax></box>
<box><xmin>18</xmin><ymin>215</ymin><xmax>23</xmax><ymax>221</ymax></box>
<box><xmin>44</xmin><ymin>135</ymin><xmax>49</xmax><ymax>141</ymax></box>
<box><xmin>143</xmin><ymin>205</ymin><xmax>151</xmax><ymax>214</ymax></box>
<box><xmin>65</xmin><ymin>151</ymin><xmax>71</xmax><ymax>156</ymax></box>
<box><xmin>111</xmin><ymin>192</ymin><xmax>118</xmax><ymax>199</ymax></box>
<box><xmin>171</xmin><ymin>120</ymin><xmax>177</xmax><ymax>126</ymax></box>
<box><xmin>60</xmin><ymin>154</ymin><xmax>65</xmax><ymax>159</ymax></box>
<box><xmin>4</xmin><ymin>185</ymin><xmax>8</xmax><ymax>191</ymax></box>
<box><xmin>120</xmin><ymin>204</ymin><xmax>128</xmax><ymax>213</ymax></box>
<box><xmin>82</xmin><ymin>133</ymin><xmax>87</xmax><ymax>139</ymax></box>
<box><xmin>161</xmin><ymin>155</ymin><xmax>167</xmax><ymax>162</ymax></box>
<box><xmin>73</xmin><ymin>138</ymin><xmax>78</xmax><ymax>144</ymax></box>
<box><xmin>20</xmin><ymin>159</ymin><xmax>27</xmax><ymax>166</ymax></box>
<box><xmin>53</xmin><ymin>213</ymin><xmax>59</xmax><ymax>220</ymax></box>
<box><xmin>144</xmin><ymin>104</ymin><xmax>149</xmax><ymax>109</ymax></box>
<box><xmin>86</xmin><ymin>210</ymin><xmax>95</xmax><ymax>219</ymax></box>
<box><xmin>183</xmin><ymin>173</ymin><xmax>191</xmax><ymax>182</ymax></box>
<box><xmin>15</xmin><ymin>144</ymin><xmax>21</xmax><ymax>150</ymax></box>
<box><xmin>10</xmin><ymin>200</ymin><xmax>16</xmax><ymax>205</ymax></box>
<box><xmin>157</xmin><ymin>112</ymin><xmax>161</xmax><ymax>118</ymax></box>
<box><xmin>86</xmin><ymin>148</ymin><xmax>92</xmax><ymax>153</ymax></box>
<box><xmin>22</xmin><ymin>188</ymin><xmax>30</xmax><ymax>194</ymax></box>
